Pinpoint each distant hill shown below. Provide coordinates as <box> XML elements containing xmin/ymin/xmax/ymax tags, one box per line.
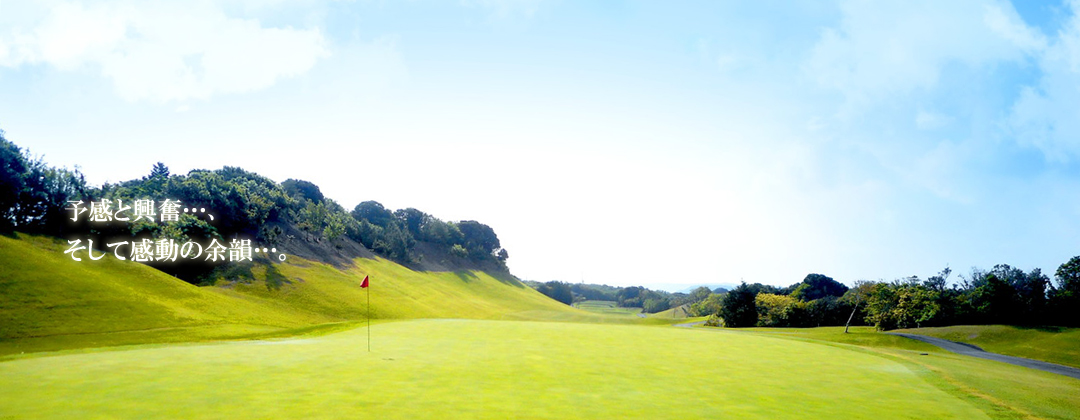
<box><xmin>0</xmin><ymin>233</ymin><xmax>579</xmax><ymax>354</ymax></box>
<box><xmin>642</xmin><ymin>283</ymin><xmax>736</xmax><ymax>294</ymax></box>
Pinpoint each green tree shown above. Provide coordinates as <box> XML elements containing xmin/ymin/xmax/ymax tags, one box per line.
<box><xmin>971</xmin><ymin>274</ymin><xmax>1019</xmax><ymax>324</ymax></box>
<box><xmin>864</xmin><ymin>279</ymin><xmax>942</xmax><ymax>330</ymax></box>
<box><xmin>350</xmin><ymin>201</ymin><xmax>415</xmax><ymax>262</ymax></box>
<box><xmin>756</xmin><ymin>293</ymin><xmax>802</xmax><ymax>327</ymax></box>
<box><xmin>791</xmin><ymin>273</ymin><xmax>849</xmax><ymax>301</ymax></box>
<box><xmin>536</xmin><ymin>281</ymin><xmax>573</xmax><ymax>305</ymax></box>
<box><xmin>720</xmin><ymin>283</ymin><xmax>758</xmax><ymax>328</ymax></box>
<box><xmin>617</xmin><ymin>286</ymin><xmax>645</xmax><ymax>308</ymax></box>
<box><xmin>449</xmin><ymin>244</ymin><xmax>468</xmax><ymax>259</ymax></box>
<box><xmin>1011</xmin><ymin>267</ymin><xmax>1049</xmax><ymax>325</ymax></box>
<box><xmin>842</xmin><ymin>281</ymin><xmax>873</xmax><ymax>333</ymax></box>
<box><xmin>689</xmin><ymin>293</ymin><xmax>724</xmax><ymax>317</ymax></box>
<box><xmin>394</xmin><ymin>208</ymin><xmax>428</xmax><ymax>238</ymax></box>
<box><xmin>688</xmin><ymin>286</ymin><xmax>712</xmax><ymax>304</ymax></box>
<box><xmin>352</xmin><ymin>201</ymin><xmax>396</xmax><ymax>227</ymax></box>
<box><xmin>0</xmin><ymin>137</ymin><xmax>90</xmax><ymax>235</ymax></box>
<box><xmin>643</xmin><ymin>298</ymin><xmax>671</xmax><ymax>314</ymax></box>
<box><xmin>150</xmin><ymin>162</ymin><xmax>170</xmax><ymax>178</ymax></box>
<box><xmin>282</xmin><ymin>178</ymin><xmax>324</xmax><ymax>203</ymax></box>
<box><xmin>0</xmin><ymin>132</ymin><xmax>27</xmax><ymax>231</ymax></box>
<box><xmin>1052</xmin><ymin>256</ymin><xmax>1080</xmax><ymax>326</ymax></box>
<box><xmin>455</xmin><ymin>220</ymin><xmax>501</xmax><ymax>258</ymax></box>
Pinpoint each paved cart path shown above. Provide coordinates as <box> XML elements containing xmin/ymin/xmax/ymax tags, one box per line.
<box><xmin>886</xmin><ymin>333</ymin><xmax>1080</xmax><ymax>381</ymax></box>
<box><xmin>671</xmin><ymin>322</ymin><xmax>1080</xmax><ymax>381</ymax></box>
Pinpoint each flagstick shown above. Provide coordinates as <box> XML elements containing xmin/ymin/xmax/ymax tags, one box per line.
<box><xmin>367</xmin><ymin>281</ymin><xmax>371</xmax><ymax>352</ymax></box>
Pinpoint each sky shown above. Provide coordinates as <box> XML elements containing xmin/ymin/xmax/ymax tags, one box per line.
<box><xmin>3</xmin><ymin>0</ymin><xmax>1080</xmax><ymax>290</ymax></box>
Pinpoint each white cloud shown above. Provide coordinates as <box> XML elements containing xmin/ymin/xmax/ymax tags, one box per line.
<box><xmin>0</xmin><ymin>1</ymin><xmax>328</xmax><ymax>102</ymax></box>
<box><xmin>1008</xmin><ymin>0</ymin><xmax>1080</xmax><ymax>162</ymax></box>
<box><xmin>309</xmin><ymin>35</ymin><xmax>407</xmax><ymax>102</ymax></box>
<box><xmin>983</xmin><ymin>2</ymin><xmax>1048</xmax><ymax>51</ymax></box>
<box><xmin>804</xmin><ymin>0</ymin><xmax>1042</xmax><ymax>112</ymax></box>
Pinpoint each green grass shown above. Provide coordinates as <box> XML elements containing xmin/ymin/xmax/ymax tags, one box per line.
<box><xmin>572</xmin><ymin>300</ymin><xmax>642</xmax><ymax>316</ymax></box>
<box><xmin>894</xmin><ymin>325</ymin><xmax>1080</xmax><ymax>368</ymax></box>
<box><xmin>4</xmin><ymin>233</ymin><xmax>1077</xmax><ymax>418</ymax></box>
<box><xmin>0</xmin><ymin>319</ymin><xmax>1043</xmax><ymax>420</ymax></box>
<box><xmin>0</xmin><ymin>234</ymin><xmax>339</xmax><ymax>353</ymax></box>
<box><xmin>738</xmin><ymin>326</ymin><xmax>940</xmax><ymax>352</ymax></box>
<box><xmin>650</xmin><ymin>304</ymin><xmax>691</xmax><ymax>318</ymax></box>
<box><xmin>252</xmin><ymin>256</ymin><xmax>577</xmax><ymax>320</ymax></box>
<box><xmin>704</xmin><ymin>325</ymin><xmax>1080</xmax><ymax>419</ymax></box>
<box><xmin>0</xmin><ymin>233</ymin><xmax>606</xmax><ymax>354</ymax></box>
<box><xmin>879</xmin><ymin>348</ymin><xmax>1080</xmax><ymax>420</ymax></box>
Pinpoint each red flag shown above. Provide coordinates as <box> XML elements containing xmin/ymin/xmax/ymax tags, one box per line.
<box><xmin>361</xmin><ymin>275</ymin><xmax>369</xmax><ymax>288</ymax></box>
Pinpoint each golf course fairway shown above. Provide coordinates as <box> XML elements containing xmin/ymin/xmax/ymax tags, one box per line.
<box><xmin>0</xmin><ymin>319</ymin><xmax>1012</xmax><ymax>419</ymax></box>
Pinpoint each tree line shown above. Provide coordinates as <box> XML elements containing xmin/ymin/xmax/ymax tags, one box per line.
<box><xmin>0</xmin><ymin>131</ymin><xmax>509</xmax><ymax>283</ymax></box>
<box><xmin>712</xmin><ymin>264</ymin><xmax>1080</xmax><ymax>329</ymax></box>
<box><xmin>530</xmin><ymin>281</ymin><xmax>721</xmax><ymax>314</ymax></box>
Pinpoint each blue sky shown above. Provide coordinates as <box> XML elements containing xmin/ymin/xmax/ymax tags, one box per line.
<box><xmin>3</xmin><ymin>0</ymin><xmax>1080</xmax><ymax>289</ymax></box>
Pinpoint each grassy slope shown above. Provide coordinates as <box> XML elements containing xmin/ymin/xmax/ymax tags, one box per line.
<box><xmin>572</xmin><ymin>300</ymin><xmax>642</xmax><ymax>315</ymax></box>
<box><xmin>650</xmin><ymin>304</ymin><xmax>690</xmax><ymax>318</ymax></box>
<box><xmin>0</xmin><ymin>234</ymin><xmax>338</xmax><ymax>351</ymax></box>
<box><xmin>237</xmin><ymin>256</ymin><xmax>574</xmax><ymax>321</ymax></box>
<box><xmin>0</xmin><ymin>234</ymin><xmax>603</xmax><ymax>354</ymax></box>
<box><xmin>0</xmin><ymin>319</ymin><xmax>1015</xmax><ymax>420</ymax></box>
<box><xmin>894</xmin><ymin>325</ymin><xmax>1080</xmax><ymax>368</ymax></box>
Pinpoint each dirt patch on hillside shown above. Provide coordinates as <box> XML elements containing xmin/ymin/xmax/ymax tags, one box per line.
<box><xmin>405</xmin><ymin>241</ymin><xmax>520</xmax><ymax>285</ymax></box>
<box><xmin>270</xmin><ymin>223</ymin><xmax>375</xmax><ymax>269</ymax></box>
<box><xmin>264</xmin><ymin>224</ymin><xmax>519</xmax><ymax>285</ymax></box>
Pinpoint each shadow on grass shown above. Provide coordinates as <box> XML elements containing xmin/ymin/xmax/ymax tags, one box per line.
<box><xmin>453</xmin><ymin>271</ymin><xmax>477</xmax><ymax>283</ymax></box>
<box><xmin>489</xmin><ymin>271</ymin><xmax>526</xmax><ymax>288</ymax></box>
<box><xmin>264</xmin><ymin>262</ymin><xmax>290</xmax><ymax>291</ymax></box>
<box><xmin>201</xmin><ymin>257</ymin><xmax>292</xmax><ymax>291</ymax></box>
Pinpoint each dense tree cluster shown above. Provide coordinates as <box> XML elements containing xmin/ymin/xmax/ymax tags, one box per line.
<box><xmin>530</xmin><ymin>282</ymin><xmax>716</xmax><ymax>314</ymax></box>
<box><xmin>536</xmin><ymin>281</ymin><xmax>574</xmax><ymax>305</ymax></box>
<box><xmin>0</xmin><ymin>130</ymin><xmax>90</xmax><ymax>236</ymax></box>
<box><xmin>349</xmin><ymin>201</ymin><xmax>507</xmax><ymax>267</ymax></box>
<box><xmin>0</xmin><ymin>133</ymin><xmax>509</xmax><ymax>283</ymax></box>
<box><xmin>704</xmin><ymin>274</ymin><xmax>852</xmax><ymax>328</ymax></box>
<box><xmin>859</xmin><ymin>264</ymin><xmax>1077</xmax><ymax>329</ymax></box>
<box><xmin>709</xmin><ymin>265</ymin><xmax>1080</xmax><ymax>329</ymax></box>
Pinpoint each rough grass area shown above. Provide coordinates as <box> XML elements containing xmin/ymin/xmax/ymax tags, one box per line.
<box><xmin>1</xmin><ymin>234</ymin><xmax>619</xmax><ymax>355</ymax></box>
<box><xmin>0</xmin><ymin>320</ymin><xmax>1016</xmax><ymax>420</ymax></box>
<box><xmin>894</xmin><ymin>325</ymin><xmax>1080</xmax><ymax>368</ymax></box>
<box><xmin>0</xmin><ymin>234</ymin><xmax>336</xmax><ymax>348</ymax></box>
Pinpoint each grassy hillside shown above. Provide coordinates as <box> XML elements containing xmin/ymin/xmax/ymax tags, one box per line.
<box><xmin>0</xmin><ymin>234</ymin><xmax>339</xmax><ymax>353</ymax></box>
<box><xmin>649</xmin><ymin>304</ymin><xmax>691</xmax><ymax>319</ymax></box>
<box><xmin>233</xmin><ymin>255</ymin><xmax>572</xmax><ymax>321</ymax></box>
<box><xmin>895</xmin><ymin>325</ymin><xmax>1080</xmax><ymax>368</ymax></box>
<box><xmin>0</xmin><ymin>234</ymin><xmax>594</xmax><ymax>354</ymax></box>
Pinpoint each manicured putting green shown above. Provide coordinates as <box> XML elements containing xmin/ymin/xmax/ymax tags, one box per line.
<box><xmin>0</xmin><ymin>320</ymin><xmax>990</xmax><ymax>419</ymax></box>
